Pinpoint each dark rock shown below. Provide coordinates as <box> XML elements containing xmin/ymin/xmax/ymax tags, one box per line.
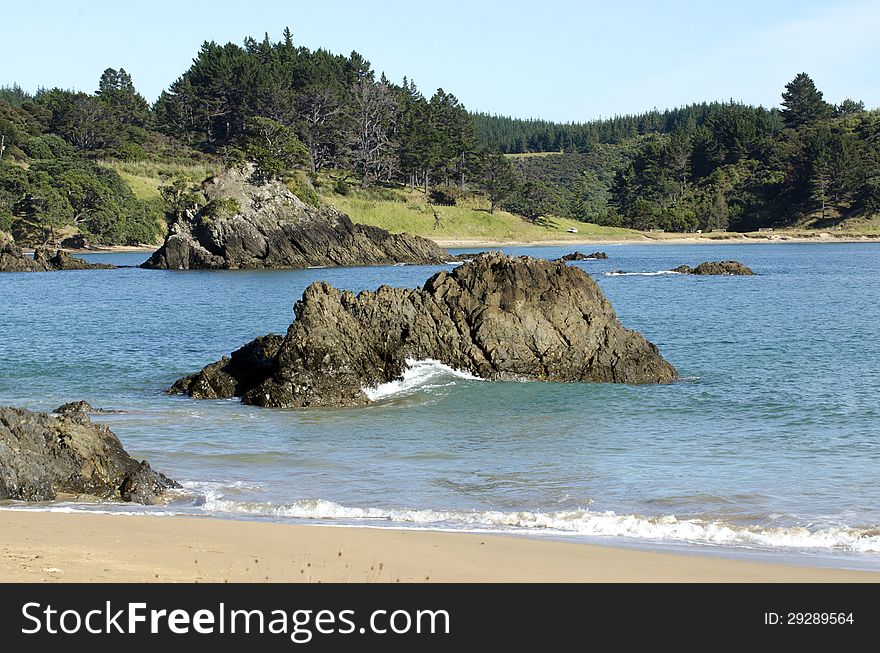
<box><xmin>171</xmin><ymin>253</ymin><xmax>677</xmax><ymax>408</ymax></box>
<box><xmin>33</xmin><ymin>248</ymin><xmax>116</xmax><ymax>271</ymax></box>
<box><xmin>60</xmin><ymin>234</ymin><xmax>89</xmax><ymax>249</ymax></box>
<box><xmin>672</xmin><ymin>261</ymin><xmax>754</xmax><ymax>276</ymax></box>
<box><xmin>54</xmin><ymin>400</ymin><xmax>123</xmax><ymax>415</ymax></box>
<box><xmin>559</xmin><ymin>251</ymin><xmax>608</xmax><ymax>261</ymax></box>
<box><xmin>142</xmin><ymin>165</ymin><xmax>450</xmax><ymax>270</ymax></box>
<box><xmin>0</xmin><ymin>406</ymin><xmax>179</xmax><ymax>504</ymax></box>
<box><xmin>0</xmin><ymin>240</ymin><xmax>45</xmax><ymax>272</ymax></box>
<box><xmin>449</xmin><ymin>250</ymin><xmax>500</xmax><ymax>262</ymax></box>
<box><xmin>168</xmin><ymin>334</ymin><xmax>284</xmax><ymax>399</ymax></box>
<box><xmin>1</xmin><ymin>239</ymin><xmax>115</xmax><ymax>272</ymax></box>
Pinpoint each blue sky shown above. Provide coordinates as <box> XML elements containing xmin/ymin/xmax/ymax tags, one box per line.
<box><xmin>3</xmin><ymin>0</ymin><xmax>878</xmax><ymax>121</ymax></box>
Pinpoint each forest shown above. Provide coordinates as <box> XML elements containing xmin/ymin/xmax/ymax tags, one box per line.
<box><xmin>1</xmin><ymin>28</ymin><xmax>878</xmax><ymax>244</ymax></box>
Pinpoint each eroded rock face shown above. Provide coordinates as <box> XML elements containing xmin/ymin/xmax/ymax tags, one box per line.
<box><xmin>672</xmin><ymin>261</ymin><xmax>755</xmax><ymax>275</ymax></box>
<box><xmin>142</xmin><ymin>165</ymin><xmax>450</xmax><ymax>270</ymax></box>
<box><xmin>0</xmin><ymin>406</ymin><xmax>178</xmax><ymax>504</ymax></box>
<box><xmin>171</xmin><ymin>253</ymin><xmax>677</xmax><ymax>408</ymax></box>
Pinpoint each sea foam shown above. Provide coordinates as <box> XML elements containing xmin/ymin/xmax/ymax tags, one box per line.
<box><xmin>362</xmin><ymin>358</ymin><xmax>480</xmax><ymax>401</ymax></box>
<box><xmin>604</xmin><ymin>270</ymin><xmax>681</xmax><ymax>277</ymax></box>
<box><xmin>190</xmin><ymin>496</ymin><xmax>880</xmax><ymax>554</ymax></box>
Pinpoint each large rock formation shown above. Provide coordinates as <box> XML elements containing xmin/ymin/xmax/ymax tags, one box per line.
<box><xmin>0</xmin><ymin>406</ymin><xmax>178</xmax><ymax>504</ymax></box>
<box><xmin>672</xmin><ymin>261</ymin><xmax>754</xmax><ymax>275</ymax></box>
<box><xmin>0</xmin><ymin>240</ymin><xmax>115</xmax><ymax>272</ymax></box>
<box><xmin>171</xmin><ymin>253</ymin><xmax>677</xmax><ymax>408</ymax></box>
<box><xmin>142</xmin><ymin>165</ymin><xmax>451</xmax><ymax>270</ymax></box>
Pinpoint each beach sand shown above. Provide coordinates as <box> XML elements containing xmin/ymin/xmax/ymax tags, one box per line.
<box><xmin>432</xmin><ymin>234</ymin><xmax>880</xmax><ymax>248</ymax></box>
<box><xmin>0</xmin><ymin>512</ymin><xmax>875</xmax><ymax>583</ymax></box>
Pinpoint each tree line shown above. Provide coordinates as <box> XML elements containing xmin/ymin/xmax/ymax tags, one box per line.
<box><xmin>502</xmin><ymin>75</ymin><xmax>880</xmax><ymax>231</ymax></box>
<box><xmin>2</xmin><ymin>27</ymin><xmax>879</xmax><ymax>244</ymax></box>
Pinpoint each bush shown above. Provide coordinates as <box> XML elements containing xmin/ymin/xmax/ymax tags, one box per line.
<box><xmin>429</xmin><ymin>186</ymin><xmax>459</xmax><ymax>206</ymax></box>
<box><xmin>114</xmin><ymin>141</ymin><xmax>149</xmax><ymax>162</ymax></box>
<box><xmin>333</xmin><ymin>178</ymin><xmax>350</xmax><ymax>196</ymax></box>
<box><xmin>201</xmin><ymin>197</ymin><xmax>241</xmax><ymax>222</ymax></box>
<box><xmin>286</xmin><ymin>171</ymin><xmax>320</xmax><ymax>207</ymax></box>
<box><xmin>22</xmin><ymin>134</ymin><xmax>76</xmax><ymax>159</ymax></box>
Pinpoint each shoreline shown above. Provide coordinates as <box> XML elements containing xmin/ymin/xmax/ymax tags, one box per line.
<box><xmin>18</xmin><ymin>233</ymin><xmax>880</xmax><ymax>257</ymax></box>
<box><xmin>0</xmin><ymin>511</ymin><xmax>876</xmax><ymax>582</ymax></box>
<box><xmin>433</xmin><ymin>234</ymin><xmax>880</xmax><ymax>248</ymax></box>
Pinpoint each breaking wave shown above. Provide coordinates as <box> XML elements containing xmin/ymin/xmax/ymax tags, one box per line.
<box><xmin>362</xmin><ymin>358</ymin><xmax>480</xmax><ymax>401</ymax></box>
<box><xmin>189</xmin><ymin>495</ymin><xmax>880</xmax><ymax>554</ymax></box>
<box><xmin>604</xmin><ymin>270</ymin><xmax>681</xmax><ymax>277</ymax></box>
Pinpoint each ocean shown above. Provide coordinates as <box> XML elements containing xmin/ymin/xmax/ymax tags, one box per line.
<box><xmin>1</xmin><ymin>242</ymin><xmax>879</xmax><ymax>569</ymax></box>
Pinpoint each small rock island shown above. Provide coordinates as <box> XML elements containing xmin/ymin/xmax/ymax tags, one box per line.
<box><xmin>170</xmin><ymin>253</ymin><xmax>678</xmax><ymax>408</ymax></box>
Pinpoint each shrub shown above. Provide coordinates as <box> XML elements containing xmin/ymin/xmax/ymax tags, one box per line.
<box><xmin>333</xmin><ymin>178</ymin><xmax>350</xmax><ymax>196</ymax></box>
<box><xmin>286</xmin><ymin>171</ymin><xmax>320</xmax><ymax>207</ymax></box>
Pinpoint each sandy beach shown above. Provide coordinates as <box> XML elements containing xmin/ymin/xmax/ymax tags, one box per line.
<box><xmin>431</xmin><ymin>234</ymin><xmax>880</xmax><ymax>248</ymax></box>
<box><xmin>0</xmin><ymin>512</ymin><xmax>875</xmax><ymax>583</ymax></box>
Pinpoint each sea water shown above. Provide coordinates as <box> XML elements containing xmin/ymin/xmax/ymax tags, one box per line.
<box><xmin>1</xmin><ymin>243</ymin><xmax>879</xmax><ymax>569</ymax></box>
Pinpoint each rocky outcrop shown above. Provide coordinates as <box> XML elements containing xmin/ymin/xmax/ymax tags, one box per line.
<box><xmin>169</xmin><ymin>335</ymin><xmax>284</xmax><ymax>399</ymax></box>
<box><xmin>54</xmin><ymin>400</ymin><xmax>123</xmax><ymax>415</ymax></box>
<box><xmin>171</xmin><ymin>253</ymin><xmax>677</xmax><ymax>408</ymax></box>
<box><xmin>672</xmin><ymin>261</ymin><xmax>754</xmax><ymax>275</ymax></box>
<box><xmin>0</xmin><ymin>240</ymin><xmax>43</xmax><ymax>272</ymax></box>
<box><xmin>33</xmin><ymin>248</ymin><xmax>116</xmax><ymax>270</ymax></box>
<box><xmin>60</xmin><ymin>234</ymin><xmax>89</xmax><ymax>249</ymax></box>
<box><xmin>0</xmin><ymin>240</ymin><xmax>115</xmax><ymax>272</ymax></box>
<box><xmin>559</xmin><ymin>251</ymin><xmax>608</xmax><ymax>261</ymax></box>
<box><xmin>142</xmin><ymin>165</ymin><xmax>450</xmax><ymax>270</ymax></box>
<box><xmin>0</xmin><ymin>406</ymin><xmax>178</xmax><ymax>504</ymax></box>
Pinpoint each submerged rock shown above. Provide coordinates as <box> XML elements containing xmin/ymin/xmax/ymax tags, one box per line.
<box><xmin>0</xmin><ymin>240</ymin><xmax>115</xmax><ymax>272</ymax></box>
<box><xmin>672</xmin><ymin>261</ymin><xmax>754</xmax><ymax>275</ymax></box>
<box><xmin>54</xmin><ymin>400</ymin><xmax>123</xmax><ymax>415</ymax></box>
<box><xmin>142</xmin><ymin>165</ymin><xmax>450</xmax><ymax>270</ymax></box>
<box><xmin>558</xmin><ymin>251</ymin><xmax>608</xmax><ymax>261</ymax></box>
<box><xmin>171</xmin><ymin>253</ymin><xmax>677</xmax><ymax>408</ymax></box>
<box><xmin>0</xmin><ymin>406</ymin><xmax>179</xmax><ymax>504</ymax></box>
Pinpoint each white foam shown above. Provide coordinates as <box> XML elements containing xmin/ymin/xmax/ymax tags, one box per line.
<box><xmin>604</xmin><ymin>270</ymin><xmax>682</xmax><ymax>277</ymax></box>
<box><xmin>4</xmin><ymin>495</ymin><xmax>879</xmax><ymax>553</ymax></box>
<box><xmin>363</xmin><ymin>358</ymin><xmax>480</xmax><ymax>401</ymax></box>
<box><xmin>194</xmin><ymin>498</ymin><xmax>880</xmax><ymax>553</ymax></box>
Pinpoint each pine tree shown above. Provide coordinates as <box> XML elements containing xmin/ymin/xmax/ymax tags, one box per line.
<box><xmin>781</xmin><ymin>73</ymin><xmax>831</xmax><ymax>129</ymax></box>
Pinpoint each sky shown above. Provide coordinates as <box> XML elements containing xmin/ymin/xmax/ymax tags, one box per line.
<box><xmin>2</xmin><ymin>0</ymin><xmax>878</xmax><ymax>122</ymax></box>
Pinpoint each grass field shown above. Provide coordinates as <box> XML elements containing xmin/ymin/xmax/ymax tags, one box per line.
<box><xmin>320</xmin><ymin>182</ymin><xmax>639</xmax><ymax>243</ymax></box>
<box><xmin>99</xmin><ymin>160</ymin><xmax>218</xmax><ymax>201</ymax></box>
<box><xmin>95</xmin><ymin>161</ymin><xmax>880</xmax><ymax>243</ymax></box>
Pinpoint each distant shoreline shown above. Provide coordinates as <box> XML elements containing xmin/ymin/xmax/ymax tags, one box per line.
<box><xmin>1</xmin><ymin>511</ymin><xmax>876</xmax><ymax>582</ymax></box>
<box><xmin>434</xmin><ymin>233</ymin><xmax>880</xmax><ymax>248</ymax></box>
<box><xmin>20</xmin><ymin>233</ymin><xmax>880</xmax><ymax>257</ymax></box>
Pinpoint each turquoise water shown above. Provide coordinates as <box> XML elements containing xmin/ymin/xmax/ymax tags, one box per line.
<box><xmin>1</xmin><ymin>243</ymin><xmax>879</xmax><ymax>567</ymax></box>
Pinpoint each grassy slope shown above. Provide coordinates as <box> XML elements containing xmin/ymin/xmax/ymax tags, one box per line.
<box><xmin>321</xmin><ymin>183</ymin><xmax>639</xmax><ymax>243</ymax></box>
<box><xmin>100</xmin><ymin>160</ymin><xmax>218</xmax><ymax>201</ymax></box>
<box><xmin>97</xmin><ymin>161</ymin><xmax>880</xmax><ymax>243</ymax></box>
